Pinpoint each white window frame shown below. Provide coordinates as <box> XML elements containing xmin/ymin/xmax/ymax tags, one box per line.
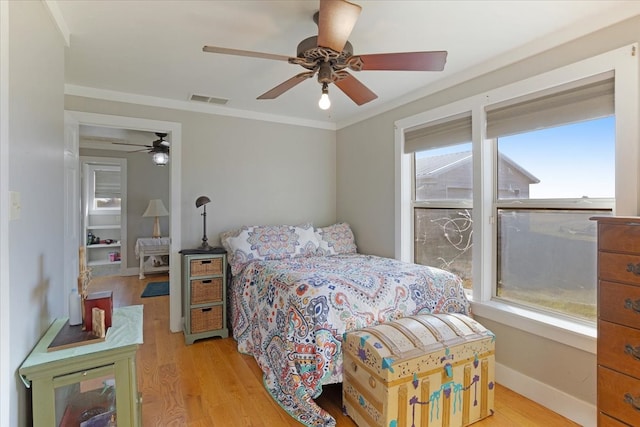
<box><xmin>86</xmin><ymin>163</ymin><xmax>122</xmax><ymax>213</ymax></box>
<box><xmin>395</xmin><ymin>44</ymin><xmax>639</xmax><ymax>353</ymax></box>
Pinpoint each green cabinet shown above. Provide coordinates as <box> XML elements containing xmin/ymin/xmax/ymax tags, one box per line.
<box><xmin>19</xmin><ymin>305</ymin><xmax>142</xmax><ymax>427</ymax></box>
<box><xmin>181</xmin><ymin>250</ymin><xmax>228</xmax><ymax>344</ymax></box>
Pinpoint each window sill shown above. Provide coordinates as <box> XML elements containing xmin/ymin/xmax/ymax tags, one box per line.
<box><xmin>470</xmin><ymin>299</ymin><xmax>596</xmax><ymax>354</ymax></box>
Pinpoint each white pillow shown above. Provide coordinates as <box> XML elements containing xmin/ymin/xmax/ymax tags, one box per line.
<box><xmin>221</xmin><ymin>223</ymin><xmax>320</xmax><ymax>275</ymax></box>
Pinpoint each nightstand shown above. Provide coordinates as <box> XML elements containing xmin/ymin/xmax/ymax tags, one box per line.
<box><xmin>19</xmin><ymin>305</ymin><xmax>143</xmax><ymax>427</ymax></box>
<box><xmin>180</xmin><ymin>249</ymin><xmax>228</xmax><ymax>344</ymax></box>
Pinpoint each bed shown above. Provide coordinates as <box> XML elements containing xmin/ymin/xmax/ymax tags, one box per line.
<box><xmin>221</xmin><ymin>223</ymin><xmax>471</xmax><ymax>427</ymax></box>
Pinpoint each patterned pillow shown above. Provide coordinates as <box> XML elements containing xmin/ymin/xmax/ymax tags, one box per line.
<box><xmin>315</xmin><ymin>222</ymin><xmax>357</xmax><ymax>256</ymax></box>
<box><xmin>220</xmin><ymin>223</ymin><xmax>320</xmax><ymax>275</ymax></box>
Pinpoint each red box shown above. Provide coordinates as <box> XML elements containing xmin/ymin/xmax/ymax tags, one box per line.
<box><xmin>83</xmin><ymin>291</ymin><xmax>113</xmax><ymax>332</ymax></box>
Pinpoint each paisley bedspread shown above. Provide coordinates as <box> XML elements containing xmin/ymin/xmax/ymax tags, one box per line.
<box><xmin>229</xmin><ymin>253</ymin><xmax>471</xmax><ymax>426</ymax></box>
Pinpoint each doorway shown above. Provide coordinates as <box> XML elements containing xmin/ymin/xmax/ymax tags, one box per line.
<box><xmin>65</xmin><ymin>111</ymin><xmax>183</xmax><ymax>332</ymax></box>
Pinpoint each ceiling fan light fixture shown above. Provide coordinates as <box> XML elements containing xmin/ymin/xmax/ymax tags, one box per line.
<box><xmin>319</xmin><ymin>83</ymin><xmax>331</xmax><ymax>110</ymax></box>
<box><xmin>152</xmin><ymin>149</ymin><xmax>169</xmax><ymax>166</ymax></box>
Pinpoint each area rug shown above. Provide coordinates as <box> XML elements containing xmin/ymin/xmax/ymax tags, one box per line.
<box><xmin>141</xmin><ymin>281</ymin><xmax>169</xmax><ymax>298</ymax></box>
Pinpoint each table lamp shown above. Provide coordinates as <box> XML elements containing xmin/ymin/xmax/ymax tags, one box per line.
<box><xmin>143</xmin><ymin>199</ymin><xmax>169</xmax><ymax>238</ymax></box>
<box><xmin>195</xmin><ymin>196</ymin><xmax>211</xmax><ymax>250</ymax></box>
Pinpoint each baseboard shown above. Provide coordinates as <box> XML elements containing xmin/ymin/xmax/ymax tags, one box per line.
<box><xmin>496</xmin><ymin>362</ymin><xmax>596</xmax><ymax>426</ymax></box>
<box><xmin>121</xmin><ymin>267</ymin><xmax>139</xmax><ymax>277</ymax></box>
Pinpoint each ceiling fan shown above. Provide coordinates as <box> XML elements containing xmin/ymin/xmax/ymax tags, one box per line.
<box><xmin>203</xmin><ymin>0</ymin><xmax>447</xmax><ymax>109</ymax></box>
<box><xmin>111</xmin><ymin>133</ymin><xmax>170</xmax><ymax>165</ymax></box>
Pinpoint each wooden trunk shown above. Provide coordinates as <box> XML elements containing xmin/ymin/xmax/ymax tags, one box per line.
<box><xmin>343</xmin><ymin>313</ymin><xmax>495</xmax><ymax>427</ymax></box>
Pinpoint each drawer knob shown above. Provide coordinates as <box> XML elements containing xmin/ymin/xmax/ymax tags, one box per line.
<box><xmin>625</xmin><ymin>344</ymin><xmax>640</xmax><ymax>360</ymax></box>
<box><xmin>624</xmin><ymin>393</ymin><xmax>640</xmax><ymax>411</ymax></box>
<box><xmin>624</xmin><ymin>298</ymin><xmax>640</xmax><ymax>314</ymax></box>
<box><xmin>627</xmin><ymin>263</ymin><xmax>640</xmax><ymax>276</ymax></box>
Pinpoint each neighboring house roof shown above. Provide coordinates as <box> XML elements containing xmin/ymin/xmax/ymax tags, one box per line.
<box><xmin>416</xmin><ymin>150</ymin><xmax>540</xmax><ymax>184</ymax></box>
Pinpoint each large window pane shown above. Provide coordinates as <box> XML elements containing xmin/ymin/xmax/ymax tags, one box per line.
<box><xmin>414</xmin><ymin>208</ymin><xmax>472</xmax><ymax>289</ymax></box>
<box><xmin>497</xmin><ymin>209</ymin><xmax>608</xmax><ymax>321</ymax></box>
<box><xmin>497</xmin><ymin>116</ymin><xmax>615</xmax><ymax>200</ymax></box>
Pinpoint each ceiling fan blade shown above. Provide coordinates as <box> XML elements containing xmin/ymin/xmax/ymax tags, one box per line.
<box><xmin>257</xmin><ymin>72</ymin><xmax>314</xmax><ymax>100</ymax></box>
<box><xmin>203</xmin><ymin>46</ymin><xmax>291</xmax><ymax>62</ymax></box>
<box><xmin>352</xmin><ymin>51</ymin><xmax>448</xmax><ymax>71</ymax></box>
<box><xmin>317</xmin><ymin>0</ymin><xmax>362</xmax><ymax>53</ymax></box>
<box><xmin>111</xmin><ymin>141</ymin><xmax>152</xmax><ymax>148</ymax></box>
<box><xmin>334</xmin><ymin>73</ymin><xmax>378</xmax><ymax>106</ymax></box>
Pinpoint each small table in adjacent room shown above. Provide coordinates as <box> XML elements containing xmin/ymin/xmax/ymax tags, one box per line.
<box><xmin>19</xmin><ymin>305</ymin><xmax>144</xmax><ymax>427</ymax></box>
<box><xmin>135</xmin><ymin>237</ymin><xmax>170</xmax><ymax>279</ymax></box>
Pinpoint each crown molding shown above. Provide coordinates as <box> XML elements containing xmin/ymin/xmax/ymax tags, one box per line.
<box><xmin>43</xmin><ymin>0</ymin><xmax>70</xmax><ymax>47</ymax></box>
<box><xmin>64</xmin><ymin>84</ymin><xmax>337</xmax><ymax>131</ymax></box>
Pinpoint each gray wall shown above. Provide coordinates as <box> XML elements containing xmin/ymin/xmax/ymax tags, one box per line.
<box><xmin>336</xmin><ymin>14</ymin><xmax>640</xmax><ymax>407</ymax></box>
<box><xmin>5</xmin><ymin>1</ymin><xmax>66</xmax><ymax>426</ymax></box>
<box><xmin>66</xmin><ymin>98</ymin><xmax>338</xmax><ymax>251</ymax></box>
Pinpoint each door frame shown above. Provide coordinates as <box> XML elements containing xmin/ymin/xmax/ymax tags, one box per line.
<box><xmin>66</xmin><ymin>111</ymin><xmax>183</xmax><ymax>332</ymax></box>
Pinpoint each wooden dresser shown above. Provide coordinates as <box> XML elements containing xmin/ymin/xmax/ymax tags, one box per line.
<box><xmin>594</xmin><ymin>216</ymin><xmax>640</xmax><ymax>426</ymax></box>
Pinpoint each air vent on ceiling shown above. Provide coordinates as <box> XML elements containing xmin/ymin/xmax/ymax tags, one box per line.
<box><xmin>190</xmin><ymin>94</ymin><xmax>228</xmax><ymax>105</ymax></box>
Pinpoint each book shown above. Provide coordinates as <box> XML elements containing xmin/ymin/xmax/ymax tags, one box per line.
<box><xmin>92</xmin><ymin>308</ymin><xmax>106</xmax><ymax>338</ymax></box>
<box><xmin>47</xmin><ymin>320</ymin><xmax>104</xmax><ymax>352</ymax></box>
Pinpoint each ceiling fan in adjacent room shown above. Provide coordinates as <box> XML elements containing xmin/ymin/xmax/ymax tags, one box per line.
<box><xmin>111</xmin><ymin>133</ymin><xmax>170</xmax><ymax>166</ymax></box>
<box><xmin>203</xmin><ymin>0</ymin><xmax>447</xmax><ymax>110</ymax></box>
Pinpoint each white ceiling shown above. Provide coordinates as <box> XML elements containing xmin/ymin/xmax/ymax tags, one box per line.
<box><xmin>55</xmin><ymin>1</ymin><xmax>640</xmax><ymax>129</ymax></box>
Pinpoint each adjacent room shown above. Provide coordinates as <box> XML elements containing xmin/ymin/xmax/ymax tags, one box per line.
<box><xmin>3</xmin><ymin>1</ymin><xmax>640</xmax><ymax>426</ymax></box>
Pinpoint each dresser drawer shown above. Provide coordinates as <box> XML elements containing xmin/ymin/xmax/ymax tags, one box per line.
<box><xmin>599</xmin><ymin>252</ymin><xmax>640</xmax><ymax>286</ymax></box>
<box><xmin>598</xmin><ymin>366</ymin><xmax>640</xmax><ymax>426</ymax></box>
<box><xmin>599</xmin><ymin>412</ymin><xmax>632</xmax><ymax>427</ymax></box>
<box><xmin>600</xmin><ymin>281</ymin><xmax>640</xmax><ymax>328</ymax></box>
<box><xmin>599</xmin><ymin>222</ymin><xmax>640</xmax><ymax>253</ymax></box>
<box><xmin>190</xmin><ymin>305</ymin><xmax>223</xmax><ymax>333</ymax></box>
<box><xmin>190</xmin><ymin>257</ymin><xmax>223</xmax><ymax>277</ymax></box>
<box><xmin>190</xmin><ymin>277</ymin><xmax>223</xmax><ymax>305</ymax></box>
<box><xmin>599</xmin><ymin>320</ymin><xmax>640</xmax><ymax>379</ymax></box>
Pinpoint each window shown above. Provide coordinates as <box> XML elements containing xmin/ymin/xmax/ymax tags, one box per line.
<box><xmin>406</xmin><ymin>114</ymin><xmax>473</xmax><ymax>289</ymax></box>
<box><xmin>489</xmin><ymin>75</ymin><xmax>615</xmax><ymax>321</ymax></box>
<box><xmin>396</xmin><ymin>44</ymin><xmax>639</xmax><ymax>349</ymax></box>
<box><xmin>86</xmin><ymin>164</ymin><xmax>121</xmax><ymax>212</ymax></box>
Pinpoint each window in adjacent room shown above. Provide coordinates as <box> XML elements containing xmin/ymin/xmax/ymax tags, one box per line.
<box><xmin>91</xmin><ymin>165</ymin><xmax>121</xmax><ymax>211</ymax></box>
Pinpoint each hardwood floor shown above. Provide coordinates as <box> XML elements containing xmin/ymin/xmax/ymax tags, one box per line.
<box><xmin>90</xmin><ymin>274</ymin><xmax>580</xmax><ymax>426</ymax></box>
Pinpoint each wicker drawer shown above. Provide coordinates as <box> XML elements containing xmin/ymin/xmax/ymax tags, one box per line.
<box><xmin>190</xmin><ymin>278</ymin><xmax>223</xmax><ymax>304</ymax></box>
<box><xmin>600</xmin><ymin>281</ymin><xmax>640</xmax><ymax>327</ymax></box>
<box><xmin>599</xmin><ymin>222</ymin><xmax>640</xmax><ymax>253</ymax></box>
<box><xmin>190</xmin><ymin>305</ymin><xmax>223</xmax><ymax>333</ymax></box>
<box><xmin>599</xmin><ymin>252</ymin><xmax>640</xmax><ymax>286</ymax></box>
<box><xmin>599</xmin><ymin>320</ymin><xmax>640</xmax><ymax>379</ymax></box>
<box><xmin>598</xmin><ymin>366</ymin><xmax>640</xmax><ymax>426</ymax></box>
<box><xmin>190</xmin><ymin>257</ymin><xmax>223</xmax><ymax>277</ymax></box>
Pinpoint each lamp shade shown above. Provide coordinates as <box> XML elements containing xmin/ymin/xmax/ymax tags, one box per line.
<box><xmin>143</xmin><ymin>199</ymin><xmax>168</xmax><ymax>239</ymax></box>
<box><xmin>143</xmin><ymin>199</ymin><xmax>169</xmax><ymax>217</ymax></box>
<box><xmin>195</xmin><ymin>196</ymin><xmax>211</xmax><ymax>208</ymax></box>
